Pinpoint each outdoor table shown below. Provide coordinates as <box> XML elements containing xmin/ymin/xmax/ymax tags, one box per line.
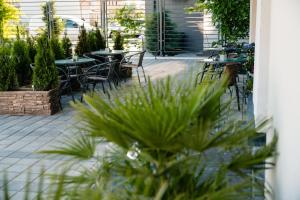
<box><xmin>55</xmin><ymin>58</ymin><xmax>96</xmax><ymax>91</ymax></box>
<box><xmin>202</xmin><ymin>57</ymin><xmax>247</xmax><ymax>65</ymax></box>
<box><xmin>55</xmin><ymin>58</ymin><xmax>96</xmax><ymax>66</ymax></box>
<box><xmin>90</xmin><ymin>50</ymin><xmax>127</xmax><ymax>56</ymax></box>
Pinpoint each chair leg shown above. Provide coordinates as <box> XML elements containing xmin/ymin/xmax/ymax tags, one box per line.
<box><xmin>136</xmin><ymin>68</ymin><xmax>141</xmax><ymax>84</ymax></box>
<box><xmin>235</xmin><ymin>84</ymin><xmax>241</xmax><ymax>111</ymax></box>
<box><xmin>101</xmin><ymin>82</ymin><xmax>106</xmax><ymax>94</ymax></box>
<box><xmin>92</xmin><ymin>82</ymin><xmax>97</xmax><ymax>91</ymax></box>
<box><xmin>108</xmin><ymin>80</ymin><xmax>112</xmax><ymax>90</ymax></box>
<box><xmin>141</xmin><ymin>66</ymin><xmax>147</xmax><ymax>83</ymax></box>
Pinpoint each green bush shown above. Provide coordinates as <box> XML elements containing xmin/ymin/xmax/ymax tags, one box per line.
<box><xmin>0</xmin><ymin>45</ymin><xmax>18</xmax><ymax>91</ymax></box>
<box><xmin>62</xmin><ymin>34</ymin><xmax>72</xmax><ymax>58</ymax></box>
<box><xmin>12</xmin><ymin>39</ymin><xmax>31</xmax><ymax>85</ymax></box>
<box><xmin>75</xmin><ymin>26</ymin><xmax>90</xmax><ymax>55</ymax></box>
<box><xmin>95</xmin><ymin>28</ymin><xmax>106</xmax><ymax>50</ymax></box>
<box><xmin>50</xmin><ymin>36</ymin><xmax>64</xmax><ymax>59</ymax></box>
<box><xmin>32</xmin><ymin>35</ymin><xmax>58</xmax><ymax>91</ymax></box>
<box><xmin>113</xmin><ymin>31</ymin><xmax>124</xmax><ymax>50</ymax></box>
<box><xmin>26</xmin><ymin>35</ymin><xmax>37</xmax><ymax>63</ymax></box>
<box><xmin>87</xmin><ymin>30</ymin><xmax>97</xmax><ymax>51</ymax></box>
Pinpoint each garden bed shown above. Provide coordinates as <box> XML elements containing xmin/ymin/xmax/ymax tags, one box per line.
<box><xmin>0</xmin><ymin>88</ymin><xmax>60</xmax><ymax>115</ymax></box>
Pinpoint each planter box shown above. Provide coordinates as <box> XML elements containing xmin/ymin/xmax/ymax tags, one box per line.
<box><xmin>0</xmin><ymin>88</ymin><xmax>61</xmax><ymax>115</ymax></box>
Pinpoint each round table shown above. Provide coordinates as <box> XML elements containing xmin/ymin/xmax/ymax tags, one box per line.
<box><xmin>90</xmin><ymin>50</ymin><xmax>126</xmax><ymax>56</ymax></box>
<box><xmin>202</xmin><ymin>57</ymin><xmax>247</xmax><ymax>65</ymax></box>
<box><xmin>55</xmin><ymin>58</ymin><xmax>96</xmax><ymax>66</ymax></box>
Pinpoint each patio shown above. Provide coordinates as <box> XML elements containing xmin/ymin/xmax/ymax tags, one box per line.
<box><xmin>0</xmin><ymin>57</ymin><xmax>252</xmax><ymax>199</ymax></box>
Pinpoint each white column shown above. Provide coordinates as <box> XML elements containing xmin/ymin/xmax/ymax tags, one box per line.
<box><xmin>249</xmin><ymin>0</ymin><xmax>257</xmax><ymax>43</ymax></box>
<box><xmin>254</xmin><ymin>0</ymin><xmax>300</xmax><ymax>199</ymax></box>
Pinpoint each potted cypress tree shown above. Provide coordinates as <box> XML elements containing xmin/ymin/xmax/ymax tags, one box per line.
<box><xmin>30</xmin><ymin>35</ymin><xmax>60</xmax><ymax>115</ymax></box>
<box><xmin>75</xmin><ymin>26</ymin><xmax>90</xmax><ymax>55</ymax></box>
<box><xmin>0</xmin><ymin>36</ymin><xmax>60</xmax><ymax>115</ymax></box>
<box><xmin>95</xmin><ymin>28</ymin><xmax>106</xmax><ymax>50</ymax></box>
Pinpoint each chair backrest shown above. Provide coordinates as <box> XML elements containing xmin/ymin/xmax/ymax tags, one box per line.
<box><xmin>224</xmin><ymin>63</ymin><xmax>242</xmax><ymax>86</ymax></box>
<box><xmin>138</xmin><ymin>51</ymin><xmax>146</xmax><ymax>67</ymax></box>
<box><xmin>85</xmin><ymin>60</ymin><xmax>118</xmax><ymax>79</ymax></box>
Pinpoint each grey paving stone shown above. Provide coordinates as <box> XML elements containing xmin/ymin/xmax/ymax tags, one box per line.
<box><xmin>7</xmin><ymin>164</ymin><xmax>29</xmax><ymax>173</ymax></box>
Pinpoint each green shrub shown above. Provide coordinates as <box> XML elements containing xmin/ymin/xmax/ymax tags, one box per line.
<box><xmin>0</xmin><ymin>45</ymin><xmax>18</xmax><ymax>91</ymax></box>
<box><xmin>87</xmin><ymin>30</ymin><xmax>97</xmax><ymax>51</ymax></box>
<box><xmin>50</xmin><ymin>36</ymin><xmax>64</xmax><ymax>59</ymax></box>
<box><xmin>62</xmin><ymin>34</ymin><xmax>72</xmax><ymax>58</ymax></box>
<box><xmin>12</xmin><ymin>39</ymin><xmax>31</xmax><ymax>85</ymax></box>
<box><xmin>113</xmin><ymin>31</ymin><xmax>124</xmax><ymax>50</ymax></box>
<box><xmin>75</xmin><ymin>26</ymin><xmax>90</xmax><ymax>55</ymax></box>
<box><xmin>32</xmin><ymin>35</ymin><xmax>58</xmax><ymax>91</ymax></box>
<box><xmin>26</xmin><ymin>35</ymin><xmax>37</xmax><ymax>63</ymax></box>
<box><xmin>95</xmin><ymin>28</ymin><xmax>106</xmax><ymax>50</ymax></box>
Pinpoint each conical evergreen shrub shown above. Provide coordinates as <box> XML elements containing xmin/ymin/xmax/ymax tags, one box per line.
<box><xmin>32</xmin><ymin>35</ymin><xmax>58</xmax><ymax>91</ymax></box>
<box><xmin>50</xmin><ymin>36</ymin><xmax>64</xmax><ymax>59</ymax></box>
<box><xmin>12</xmin><ymin>39</ymin><xmax>31</xmax><ymax>85</ymax></box>
<box><xmin>75</xmin><ymin>26</ymin><xmax>90</xmax><ymax>55</ymax></box>
<box><xmin>62</xmin><ymin>34</ymin><xmax>72</xmax><ymax>58</ymax></box>
<box><xmin>113</xmin><ymin>31</ymin><xmax>124</xmax><ymax>50</ymax></box>
<box><xmin>26</xmin><ymin>35</ymin><xmax>37</xmax><ymax>63</ymax></box>
<box><xmin>95</xmin><ymin>28</ymin><xmax>106</xmax><ymax>50</ymax></box>
<box><xmin>87</xmin><ymin>30</ymin><xmax>97</xmax><ymax>51</ymax></box>
<box><xmin>0</xmin><ymin>45</ymin><xmax>18</xmax><ymax>91</ymax></box>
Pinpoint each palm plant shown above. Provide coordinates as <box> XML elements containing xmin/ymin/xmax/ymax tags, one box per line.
<box><xmin>32</xmin><ymin>75</ymin><xmax>277</xmax><ymax>200</ymax></box>
<box><xmin>0</xmin><ymin>75</ymin><xmax>276</xmax><ymax>199</ymax></box>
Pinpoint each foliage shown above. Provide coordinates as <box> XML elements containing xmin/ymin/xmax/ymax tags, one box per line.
<box><xmin>187</xmin><ymin>0</ymin><xmax>250</xmax><ymax>42</ymax></box>
<box><xmin>42</xmin><ymin>0</ymin><xmax>63</xmax><ymax>37</ymax></box>
<box><xmin>33</xmin><ymin>75</ymin><xmax>277</xmax><ymax>199</ymax></box>
<box><xmin>62</xmin><ymin>33</ymin><xmax>72</xmax><ymax>58</ymax></box>
<box><xmin>87</xmin><ymin>30</ymin><xmax>98</xmax><ymax>52</ymax></box>
<box><xmin>95</xmin><ymin>28</ymin><xmax>106</xmax><ymax>50</ymax></box>
<box><xmin>0</xmin><ymin>44</ymin><xmax>18</xmax><ymax>91</ymax></box>
<box><xmin>113</xmin><ymin>31</ymin><xmax>124</xmax><ymax>50</ymax></box>
<box><xmin>75</xmin><ymin>26</ymin><xmax>90</xmax><ymax>55</ymax></box>
<box><xmin>0</xmin><ymin>0</ymin><xmax>20</xmax><ymax>41</ymax></box>
<box><xmin>26</xmin><ymin>35</ymin><xmax>37</xmax><ymax>62</ymax></box>
<box><xmin>50</xmin><ymin>36</ymin><xmax>64</xmax><ymax>59</ymax></box>
<box><xmin>32</xmin><ymin>35</ymin><xmax>58</xmax><ymax>91</ymax></box>
<box><xmin>12</xmin><ymin>39</ymin><xmax>31</xmax><ymax>85</ymax></box>
<box><xmin>113</xmin><ymin>5</ymin><xmax>144</xmax><ymax>37</ymax></box>
<box><xmin>145</xmin><ymin>11</ymin><xmax>183</xmax><ymax>55</ymax></box>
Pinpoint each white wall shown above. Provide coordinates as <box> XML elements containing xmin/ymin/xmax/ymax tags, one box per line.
<box><xmin>254</xmin><ymin>0</ymin><xmax>300</xmax><ymax>199</ymax></box>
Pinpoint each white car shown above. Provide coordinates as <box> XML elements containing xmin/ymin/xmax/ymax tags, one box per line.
<box><xmin>28</xmin><ymin>15</ymin><xmax>95</xmax><ymax>42</ymax></box>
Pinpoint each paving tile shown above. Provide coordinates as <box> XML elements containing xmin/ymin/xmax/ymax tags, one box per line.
<box><xmin>7</xmin><ymin>164</ymin><xmax>30</xmax><ymax>173</ymax></box>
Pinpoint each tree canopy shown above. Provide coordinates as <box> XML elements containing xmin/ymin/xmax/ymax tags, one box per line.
<box><xmin>187</xmin><ymin>0</ymin><xmax>250</xmax><ymax>43</ymax></box>
<box><xmin>0</xmin><ymin>0</ymin><xmax>20</xmax><ymax>41</ymax></box>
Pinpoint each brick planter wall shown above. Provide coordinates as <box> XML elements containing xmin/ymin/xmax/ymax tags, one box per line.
<box><xmin>0</xmin><ymin>88</ymin><xmax>61</xmax><ymax>115</ymax></box>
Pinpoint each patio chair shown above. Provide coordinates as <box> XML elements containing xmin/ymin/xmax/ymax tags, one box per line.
<box><xmin>195</xmin><ymin>66</ymin><xmax>223</xmax><ymax>86</ymax></box>
<box><xmin>120</xmin><ymin>51</ymin><xmax>147</xmax><ymax>84</ymax></box>
<box><xmin>57</xmin><ymin>67</ymin><xmax>75</xmax><ymax>109</ymax></box>
<box><xmin>82</xmin><ymin>60</ymin><xmax>118</xmax><ymax>97</ymax></box>
<box><xmin>224</xmin><ymin>63</ymin><xmax>242</xmax><ymax>111</ymax></box>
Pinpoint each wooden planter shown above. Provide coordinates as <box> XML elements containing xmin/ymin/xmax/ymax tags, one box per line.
<box><xmin>0</xmin><ymin>88</ymin><xmax>61</xmax><ymax>115</ymax></box>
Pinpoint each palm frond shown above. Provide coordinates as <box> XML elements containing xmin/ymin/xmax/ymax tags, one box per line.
<box><xmin>39</xmin><ymin>134</ymin><xmax>96</xmax><ymax>160</ymax></box>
